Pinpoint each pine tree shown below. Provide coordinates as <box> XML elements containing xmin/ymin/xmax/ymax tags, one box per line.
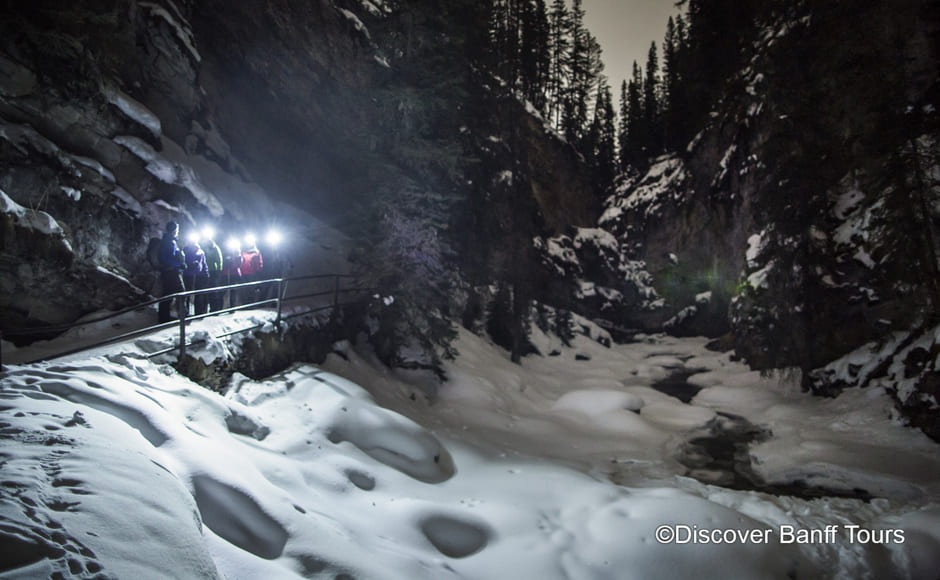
<box><xmin>457</xmin><ymin>72</ymin><xmax>547</xmax><ymax>365</ymax></box>
<box><xmin>560</xmin><ymin>2</ymin><xmax>605</xmax><ymax>161</ymax></box>
<box><xmin>624</xmin><ymin>61</ymin><xmax>645</xmax><ymax>169</ymax></box>
<box><xmin>741</xmin><ymin>1</ymin><xmax>850</xmax><ymax>377</ymax></box>
<box><xmin>667</xmin><ymin>13</ymin><xmax>689</xmax><ymax>146</ymax></box>
<box><xmin>487</xmin><ymin>1</ymin><xmax>508</xmax><ymax>80</ymax></box>
<box><xmin>355</xmin><ymin>180</ymin><xmax>459</xmax><ymax>368</ymax></box>
<box><xmin>643</xmin><ymin>41</ymin><xmax>661</xmax><ymax>155</ymax></box>
<box><xmin>547</xmin><ymin>0</ymin><xmax>570</xmax><ymax>128</ymax></box>
<box><xmin>349</xmin><ymin>0</ymin><xmax>492</xmax><ymax>374</ymax></box>
<box><xmin>520</xmin><ymin>0</ymin><xmax>551</xmax><ymax>112</ymax></box>
<box><xmin>584</xmin><ymin>33</ymin><xmax>605</xmax><ymax>112</ymax></box>
<box><xmin>560</xmin><ymin>0</ymin><xmax>589</xmax><ymax>144</ymax></box>
<box><xmin>675</xmin><ymin>0</ymin><xmax>759</xmax><ymax>144</ymax></box>
<box><xmin>617</xmin><ymin>80</ymin><xmax>630</xmax><ymax>172</ymax></box>
<box><xmin>488</xmin><ymin>0</ymin><xmax>522</xmax><ymax>88</ymax></box>
<box><xmin>662</xmin><ymin>16</ymin><xmax>680</xmax><ymax>150</ymax></box>
<box><xmin>586</xmin><ymin>76</ymin><xmax>617</xmax><ymax>197</ymax></box>
<box><xmin>597</xmin><ymin>81</ymin><xmax>617</xmax><ymax>189</ymax></box>
<box><xmin>486</xmin><ymin>282</ymin><xmax>515</xmax><ymax>351</ymax></box>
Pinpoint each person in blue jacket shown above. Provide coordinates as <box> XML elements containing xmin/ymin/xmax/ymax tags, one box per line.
<box><xmin>158</xmin><ymin>221</ymin><xmax>186</xmax><ymax>323</ymax></box>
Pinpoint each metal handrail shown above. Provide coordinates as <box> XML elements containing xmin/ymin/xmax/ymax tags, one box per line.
<box><xmin>3</xmin><ymin>278</ymin><xmax>280</xmax><ymax>337</ymax></box>
<box><xmin>2</xmin><ymin>273</ymin><xmax>368</xmax><ymax>367</ymax></box>
<box><xmin>146</xmin><ymin>301</ymin><xmax>354</xmax><ymax>359</ymax></box>
<box><xmin>144</xmin><ymin>297</ymin><xmax>368</xmax><ymax>361</ymax></box>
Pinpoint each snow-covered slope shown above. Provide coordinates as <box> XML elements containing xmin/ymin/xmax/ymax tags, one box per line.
<box><xmin>2</xmin><ymin>316</ymin><xmax>939</xmax><ymax>579</ymax></box>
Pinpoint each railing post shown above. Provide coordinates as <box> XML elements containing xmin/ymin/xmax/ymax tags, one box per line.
<box><xmin>275</xmin><ymin>278</ymin><xmax>284</xmax><ymax>328</ymax></box>
<box><xmin>333</xmin><ymin>275</ymin><xmax>340</xmax><ymax>308</ymax></box>
<box><xmin>177</xmin><ymin>295</ymin><xmax>187</xmax><ymax>364</ymax></box>
<box><xmin>0</xmin><ymin>329</ymin><xmax>4</xmax><ymax>371</ymax></box>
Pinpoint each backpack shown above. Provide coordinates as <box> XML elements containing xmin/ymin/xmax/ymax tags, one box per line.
<box><xmin>146</xmin><ymin>237</ymin><xmax>163</xmax><ymax>269</ymax></box>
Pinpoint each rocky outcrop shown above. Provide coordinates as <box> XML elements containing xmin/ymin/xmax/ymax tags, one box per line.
<box><xmin>176</xmin><ymin>316</ymin><xmax>339</xmax><ymax>391</ymax></box>
<box><xmin>533</xmin><ymin>226</ymin><xmax>664</xmax><ymax>334</ymax></box>
<box><xmin>513</xmin><ymin>102</ymin><xmax>597</xmax><ymax>233</ymax></box>
<box><xmin>806</xmin><ymin>323</ymin><xmax>940</xmax><ymax>442</ymax></box>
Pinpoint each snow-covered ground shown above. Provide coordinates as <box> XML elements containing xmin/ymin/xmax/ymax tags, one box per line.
<box><xmin>2</xmin><ymin>313</ymin><xmax>939</xmax><ymax>579</ymax></box>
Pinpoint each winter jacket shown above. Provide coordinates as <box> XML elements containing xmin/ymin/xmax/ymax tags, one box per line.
<box><xmin>241</xmin><ymin>248</ymin><xmax>263</xmax><ymax>276</ymax></box>
<box><xmin>204</xmin><ymin>240</ymin><xmax>223</xmax><ymax>273</ymax></box>
<box><xmin>183</xmin><ymin>243</ymin><xmax>209</xmax><ymax>278</ymax></box>
<box><xmin>159</xmin><ymin>232</ymin><xmax>185</xmax><ymax>272</ymax></box>
<box><xmin>222</xmin><ymin>252</ymin><xmax>242</xmax><ymax>277</ymax></box>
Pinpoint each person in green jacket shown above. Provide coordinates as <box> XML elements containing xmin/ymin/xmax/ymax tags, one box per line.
<box><xmin>201</xmin><ymin>228</ymin><xmax>224</xmax><ymax>312</ymax></box>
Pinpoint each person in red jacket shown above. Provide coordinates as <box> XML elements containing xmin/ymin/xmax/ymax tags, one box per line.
<box><xmin>240</xmin><ymin>236</ymin><xmax>263</xmax><ymax>305</ymax></box>
<box><xmin>222</xmin><ymin>237</ymin><xmax>243</xmax><ymax>309</ymax></box>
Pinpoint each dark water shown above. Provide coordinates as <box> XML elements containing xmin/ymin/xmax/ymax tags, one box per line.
<box><xmin>649</xmin><ymin>369</ymin><xmax>872</xmax><ymax>500</ymax></box>
<box><xmin>677</xmin><ymin>412</ymin><xmax>873</xmax><ymax>500</ymax></box>
<box><xmin>650</xmin><ymin>369</ymin><xmax>707</xmax><ymax>403</ymax></box>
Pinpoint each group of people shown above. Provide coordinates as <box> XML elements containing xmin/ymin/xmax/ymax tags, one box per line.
<box><xmin>156</xmin><ymin>221</ymin><xmax>269</xmax><ymax>324</ymax></box>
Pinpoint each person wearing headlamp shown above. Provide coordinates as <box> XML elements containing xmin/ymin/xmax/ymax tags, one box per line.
<box><xmin>183</xmin><ymin>231</ymin><xmax>209</xmax><ymax>315</ymax></box>
<box><xmin>157</xmin><ymin>221</ymin><xmax>185</xmax><ymax>323</ymax></box>
<box><xmin>201</xmin><ymin>227</ymin><xmax>224</xmax><ymax>312</ymax></box>
<box><xmin>240</xmin><ymin>234</ymin><xmax>263</xmax><ymax>304</ymax></box>
<box><xmin>222</xmin><ymin>236</ymin><xmax>242</xmax><ymax>308</ymax></box>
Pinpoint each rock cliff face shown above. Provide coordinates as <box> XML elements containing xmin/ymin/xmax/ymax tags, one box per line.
<box><xmin>0</xmin><ymin>0</ymin><xmax>595</xmax><ymax>340</ymax></box>
<box><xmin>514</xmin><ymin>101</ymin><xmax>596</xmax><ymax>233</ymax></box>
<box><xmin>606</xmin><ymin>0</ymin><xmax>939</xmax><ymax>344</ymax></box>
<box><xmin>599</xmin><ymin>153</ymin><xmax>746</xmax><ymax>337</ymax></box>
<box><xmin>189</xmin><ymin>0</ymin><xmax>381</xmax><ymax>219</ymax></box>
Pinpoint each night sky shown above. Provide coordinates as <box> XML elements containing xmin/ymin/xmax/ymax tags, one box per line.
<box><xmin>582</xmin><ymin>0</ymin><xmax>681</xmax><ymax>93</ymax></box>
